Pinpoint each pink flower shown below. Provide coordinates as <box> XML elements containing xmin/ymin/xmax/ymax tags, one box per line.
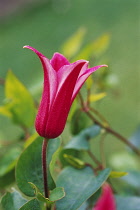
<box><xmin>24</xmin><ymin>45</ymin><xmax>107</xmax><ymax>139</ymax></box>
<box><xmin>93</xmin><ymin>183</ymin><xmax>116</xmax><ymax>210</ymax></box>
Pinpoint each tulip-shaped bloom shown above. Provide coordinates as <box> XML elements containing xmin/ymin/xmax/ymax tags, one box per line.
<box><xmin>24</xmin><ymin>45</ymin><xmax>107</xmax><ymax>139</ymax></box>
<box><xmin>93</xmin><ymin>183</ymin><xmax>116</xmax><ymax>210</ymax></box>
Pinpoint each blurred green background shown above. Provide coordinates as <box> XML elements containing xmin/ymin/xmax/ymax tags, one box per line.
<box><xmin>0</xmin><ymin>0</ymin><xmax>139</xmax><ymax>153</ymax></box>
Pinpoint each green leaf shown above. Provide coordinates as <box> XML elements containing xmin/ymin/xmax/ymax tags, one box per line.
<box><xmin>65</xmin><ymin>125</ymin><xmax>101</xmax><ymax>150</ymax></box>
<box><xmin>109</xmin><ymin>171</ymin><xmax>128</xmax><ymax>178</ymax></box>
<box><xmin>19</xmin><ymin>198</ymin><xmax>41</xmax><ymax>210</ymax></box>
<box><xmin>28</xmin><ymin>182</ymin><xmax>65</xmax><ymax>205</ymax></box>
<box><xmin>59</xmin><ymin>149</ymin><xmax>80</xmax><ymax>167</ymax></box>
<box><xmin>16</xmin><ymin>137</ymin><xmax>44</xmax><ymax>197</ymax></box>
<box><xmin>47</xmin><ymin>138</ymin><xmax>61</xmax><ymax>190</ymax></box>
<box><xmin>70</xmin><ymin>109</ymin><xmax>90</xmax><ymax>135</ymax></box>
<box><xmin>0</xmin><ymin>106</ymin><xmax>12</xmax><ymax>118</ymax></box>
<box><xmin>61</xmin><ymin>27</ymin><xmax>86</xmax><ymax>58</ymax></box>
<box><xmin>67</xmin><ymin>99</ymin><xmax>77</xmax><ymax>121</ymax></box>
<box><xmin>16</xmin><ymin>137</ymin><xmax>61</xmax><ymax>197</ymax></box>
<box><xmin>116</xmin><ymin>196</ymin><xmax>140</xmax><ymax>210</ymax></box>
<box><xmin>56</xmin><ymin>166</ymin><xmax>111</xmax><ymax>210</ymax></box>
<box><xmin>1</xmin><ymin>189</ymin><xmax>27</xmax><ymax>210</ymax></box>
<box><xmin>28</xmin><ymin>182</ymin><xmax>53</xmax><ymax>205</ymax></box>
<box><xmin>87</xmin><ymin>188</ymin><xmax>102</xmax><ymax>207</ymax></box>
<box><xmin>78</xmin><ymin>202</ymin><xmax>88</xmax><ymax>210</ymax></box>
<box><xmin>74</xmin><ymin>33</ymin><xmax>110</xmax><ymax>61</ymax></box>
<box><xmin>50</xmin><ymin>187</ymin><xmax>65</xmax><ymax>202</ymax></box>
<box><xmin>4</xmin><ymin>70</ymin><xmax>36</xmax><ymax>127</ymax></box>
<box><xmin>0</xmin><ymin>147</ymin><xmax>21</xmax><ymax>177</ymax></box>
<box><xmin>0</xmin><ymin>170</ymin><xmax>15</xmax><ymax>189</ymax></box>
<box><xmin>89</xmin><ymin>92</ymin><xmax>106</xmax><ymax>102</ymax></box>
<box><xmin>63</xmin><ymin>154</ymin><xmax>85</xmax><ymax>169</ymax></box>
<box><xmin>86</xmin><ymin>76</ymin><xmax>93</xmax><ymax>90</ymax></box>
<box><xmin>24</xmin><ymin>133</ymin><xmax>39</xmax><ymax>148</ymax></box>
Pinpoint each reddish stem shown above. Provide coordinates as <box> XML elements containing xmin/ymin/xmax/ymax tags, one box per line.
<box><xmin>78</xmin><ymin>92</ymin><xmax>140</xmax><ymax>157</ymax></box>
<box><xmin>88</xmin><ymin>150</ymin><xmax>103</xmax><ymax>168</ymax></box>
<box><xmin>86</xmin><ymin>110</ymin><xmax>140</xmax><ymax>156</ymax></box>
<box><xmin>42</xmin><ymin>138</ymin><xmax>49</xmax><ymax>198</ymax></box>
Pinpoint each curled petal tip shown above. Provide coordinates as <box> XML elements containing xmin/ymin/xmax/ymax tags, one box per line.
<box><xmin>23</xmin><ymin>45</ymin><xmax>45</xmax><ymax>57</ymax></box>
<box><xmin>23</xmin><ymin>45</ymin><xmax>29</xmax><ymax>49</ymax></box>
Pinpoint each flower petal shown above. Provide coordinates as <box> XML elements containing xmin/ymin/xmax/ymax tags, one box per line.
<box><xmin>23</xmin><ymin>45</ymin><xmax>58</xmax><ymax>137</ymax></box>
<box><xmin>23</xmin><ymin>45</ymin><xmax>57</xmax><ymax>105</ymax></box>
<box><xmin>72</xmin><ymin>65</ymin><xmax>108</xmax><ymax>102</ymax></box>
<box><xmin>45</xmin><ymin>61</ymin><xmax>87</xmax><ymax>138</ymax></box>
<box><xmin>57</xmin><ymin>60</ymin><xmax>88</xmax><ymax>91</ymax></box>
<box><xmin>50</xmin><ymin>52</ymin><xmax>70</xmax><ymax>71</ymax></box>
<box><xmin>35</xmin><ymin>58</ymin><xmax>58</xmax><ymax>137</ymax></box>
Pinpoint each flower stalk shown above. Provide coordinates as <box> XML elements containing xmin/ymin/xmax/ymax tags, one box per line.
<box><xmin>42</xmin><ymin>138</ymin><xmax>49</xmax><ymax>199</ymax></box>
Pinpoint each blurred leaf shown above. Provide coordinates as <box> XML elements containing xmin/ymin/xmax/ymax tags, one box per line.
<box><xmin>110</xmin><ymin>171</ymin><xmax>128</xmax><ymax>178</ymax></box>
<box><xmin>56</xmin><ymin>167</ymin><xmax>111</xmax><ymax>210</ymax></box>
<box><xmin>0</xmin><ymin>106</ymin><xmax>12</xmax><ymax>118</ymax></box>
<box><xmin>16</xmin><ymin>137</ymin><xmax>44</xmax><ymax>197</ymax></box>
<box><xmin>105</xmin><ymin>73</ymin><xmax>119</xmax><ymax>88</ymax></box>
<box><xmin>4</xmin><ymin>70</ymin><xmax>36</xmax><ymax>128</ymax></box>
<box><xmin>24</xmin><ymin>132</ymin><xmax>39</xmax><ymax>148</ymax></box>
<box><xmin>0</xmin><ymin>147</ymin><xmax>21</xmax><ymax>177</ymax></box>
<box><xmin>1</xmin><ymin>189</ymin><xmax>27</xmax><ymax>210</ymax></box>
<box><xmin>61</xmin><ymin>27</ymin><xmax>86</xmax><ymax>58</ymax></box>
<box><xmin>63</xmin><ymin>154</ymin><xmax>85</xmax><ymax>169</ymax></box>
<box><xmin>65</xmin><ymin>125</ymin><xmax>101</xmax><ymax>151</ymax></box>
<box><xmin>70</xmin><ymin>109</ymin><xmax>89</xmax><ymax>135</ymax></box>
<box><xmin>121</xmin><ymin>170</ymin><xmax>140</xmax><ymax>189</ymax></box>
<box><xmin>116</xmin><ymin>195</ymin><xmax>140</xmax><ymax>210</ymax></box>
<box><xmin>86</xmin><ymin>76</ymin><xmax>93</xmax><ymax>89</ymax></box>
<box><xmin>129</xmin><ymin>126</ymin><xmax>140</xmax><ymax>149</ymax></box>
<box><xmin>19</xmin><ymin>198</ymin><xmax>41</xmax><ymax>210</ymax></box>
<box><xmin>67</xmin><ymin>99</ymin><xmax>77</xmax><ymax>121</ymax></box>
<box><xmin>74</xmin><ymin>33</ymin><xmax>110</xmax><ymax>61</ymax></box>
<box><xmin>0</xmin><ymin>169</ymin><xmax>15</xmax><ymax>188</ymax></box>
<box><xmin>109</xmin><ymin>152</ymin><xmax>139</xmax><ymax>171</ymax></box>
<box><xmin>89</xmin><ymin>92</ymin><xmax>106</xmax><ymax>102</ymax></box>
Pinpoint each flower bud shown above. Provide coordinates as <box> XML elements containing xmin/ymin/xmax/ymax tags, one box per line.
<box><xmin>24</xmin><ymin>45</ymin><xmax>107</xmax><ymax>139</ymax></box>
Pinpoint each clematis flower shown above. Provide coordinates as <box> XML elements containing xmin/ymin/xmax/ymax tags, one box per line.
<box><xmin>24</xmin><ymin>45</ymin><xmax>107</xmax><ymax>139</ymax></box>
<box><xmin>93</xmin><ymin>183</ymin><xmax>116</xmax><ymax>210</ymax></box>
